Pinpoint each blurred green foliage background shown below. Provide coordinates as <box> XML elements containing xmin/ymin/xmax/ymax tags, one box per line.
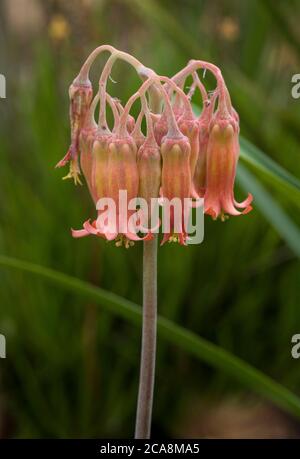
<box><xmin>0</xmin><ymin>0</ymin><xmax>300</xmax><ymax>438</ymax></box>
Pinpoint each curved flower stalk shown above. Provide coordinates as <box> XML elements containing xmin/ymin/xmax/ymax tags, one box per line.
<box><xmin>56</xmin><ymin>46</ymin><xmax>253</xmax><ymax>440</ymax></box>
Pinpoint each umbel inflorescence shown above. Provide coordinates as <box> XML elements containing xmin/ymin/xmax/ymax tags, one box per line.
<box><xmin>56</xmin><ymin>46</ymin><xmax>253</xmax><ymax>247</ymax></box>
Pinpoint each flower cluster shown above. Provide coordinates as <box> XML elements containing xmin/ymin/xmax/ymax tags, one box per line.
<box><xmin>57</xmin><ymin>47</ymin><xmax>253</xmax><ymax>247</ymax></box>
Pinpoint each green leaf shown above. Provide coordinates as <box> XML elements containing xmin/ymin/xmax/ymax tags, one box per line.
<box><xmin>1</xmin><ymin>254</ymin><xmax>300</xmax><ymax>418</ymax></box>
<box><xmin>237</xmin><ymin>164</ymin><xmax>300</xmax><ymax>258</ymax></box>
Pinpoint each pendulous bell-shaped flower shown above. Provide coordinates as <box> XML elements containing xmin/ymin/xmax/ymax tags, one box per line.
<box><xmin>160</xmin><ymin>132</ymin><xmax>193</xmax><ymax>246</ymax></box>
<box><xmin>204</xmin><ymin>103</ymin><xmax>253</xmax><ymax>221</ymax></box>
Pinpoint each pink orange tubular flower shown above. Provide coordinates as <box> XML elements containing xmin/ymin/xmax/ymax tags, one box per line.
<box><xmin>160</xmin><ymin>133</ymin><xmax>193</xmax><ymax>246</ymax></box>
<box><xmin>204</xmin><ymin>104</ymin><xmax>253</xmax><ymax>220</ymax></box>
